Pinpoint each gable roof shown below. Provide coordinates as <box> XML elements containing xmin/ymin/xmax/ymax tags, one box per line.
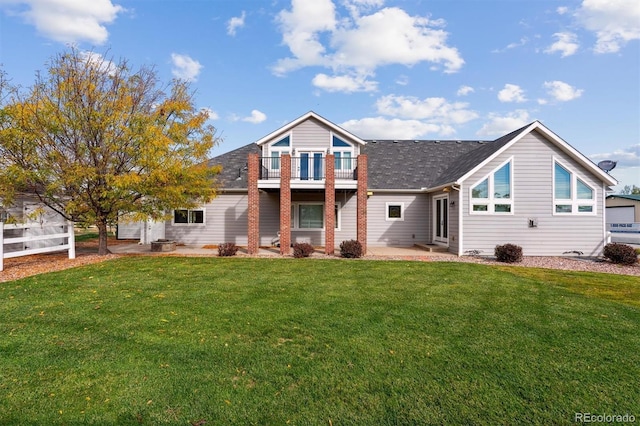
<box><xmin>209</xmin><ymin>118</ymin><xmax>618</xmax><ymax>190</ymax></box>
<box><xmin>455</xmin><ymin>121</ymin><xmax>617</xmax><ymax>187</ymax></box>
<box><xmin>254</xmin><ymin>111</ymin><xmax>367</xmax><ymax>147</ymax></box>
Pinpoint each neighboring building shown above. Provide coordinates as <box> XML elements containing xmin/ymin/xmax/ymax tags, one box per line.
<box><xmin>606</xmin><ymin>194</ymin><xmax>640</xmax><ymax>223</ymax></box>
<box><xmin>124</xmin><ymin>111</ymin><xmax>618</xmax><ymax>257</ymax></box>
<box><xmin>606</xmin><ymin>194</ymin><xmax>640</xmax><ymax>245</ymax></box>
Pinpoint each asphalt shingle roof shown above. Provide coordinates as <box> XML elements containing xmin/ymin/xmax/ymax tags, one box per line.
<box><xmin>209</xmin><ymin>122</ymin><xmax>533</xmax><ymax>190</ymax></box>
<box><xmin>208</xmin><ymin>143</ymin><xmax>260</xmax><ymax>189</ymax></box>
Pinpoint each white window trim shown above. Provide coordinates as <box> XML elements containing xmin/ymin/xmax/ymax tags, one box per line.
<box><xmin>267</xmin><ymin>133</ymin><xmax>293</xmax><ymax>171</ymax></box>
<box><xmin>172</xmin><ymin>208</ymin><xmax>206</xmax><ymax>226</ymax></box>
<box><xmin>290</xmin><ymin>202</ymin><xmax>341</xmax><ymax>230</ymax></box>
<box><xmin>385</xmin><ymin>202</ymin><xmax>405</xmax><ymax>221</ymax></box>
<box><xmin>331</xmin><ymin>150</ymin><xmax>355</xmax><ymax>171</ymax></box>
<box><xmin>552</xmin><ymin>157</ymin><xmax>597</xmax><ymax>216</ymax></box>
<box><xmin>469</xmin><ymin>157</ymin><xmax>514</xmax><ymax>215</ymax></box>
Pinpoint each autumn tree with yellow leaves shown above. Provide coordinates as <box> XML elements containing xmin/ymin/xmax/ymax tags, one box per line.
<box><xmin>0</xmin><ymin>49</ymin><xmax>220</xmax><ymax>255</ymax></box>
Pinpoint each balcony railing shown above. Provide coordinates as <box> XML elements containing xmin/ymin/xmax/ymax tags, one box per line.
<box><xmin>259</xmin><ymin>156</ymin><xmax>358</xmax><ymax>181</ymax></box>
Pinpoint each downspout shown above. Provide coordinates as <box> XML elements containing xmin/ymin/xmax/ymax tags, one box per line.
<box><xmin>602</xmin><ymin>182</ymin><xmax>608</xmax><ymax>251</ymax></box>
<box><xmin>444</xmin><ymin>184</ymin><xmax>462</xmax><ymax>256</ymax></box>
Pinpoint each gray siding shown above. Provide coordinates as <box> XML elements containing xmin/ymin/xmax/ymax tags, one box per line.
<box><xmin>461</xmin><ymin>131</ymin><xmax>606</xmax><ymax>256</ymax></box>
<box><xmin>165</xmin><ymin>193</ymin><xmax>250</xmax><ymax>245</ymax></box>
<box><xmin>291</xmin><ymin>118</ymin><xmax>332</xmax><ymax>150</ymax></box>
<box><xmin>261</xmin><ymin>118</ymin><xmax>360</xmax><ymax>156</ymax></box>
<box><xmin>366</xmin><ymin>193</ymin><xmax>428</xmax><ymax>247</ymax></box>
<box><xmin>163</xmin><ymin>190</ymin><xmax>359</xmax><ymax>248</ymax></box>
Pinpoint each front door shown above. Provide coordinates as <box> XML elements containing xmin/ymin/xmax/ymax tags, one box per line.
<box><xmin>433</xmin><ymin>196</ymin><xmax>448</xmax><ymax>245</ymax></box>
<box><xmin>299</xmin><ymin>152</ymin><xmax>323</xmax><ymax>180</ymax></box>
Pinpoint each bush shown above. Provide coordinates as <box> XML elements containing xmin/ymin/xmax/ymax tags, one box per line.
<box><xmin>494</xmin><ymin>243</ymin><xmax>523</xmax><ymax>263</ymax></box>
<box><xmin>603</xmin><ymin>243</ymin><xmax>638</xmax><ymax>265</ymax></box>
<box><xmin>340</xmin><ymin>239</ymin><xmax>363</xmax><ymax>258</ymax></box>
<box><xmin>218</xmin><ymin>242</ymin><xmax>238</xmax><ymax>257</ymax></box>
<box><xmin>292</xmin><ymin>242</ymin><xmax>315</xmax><ymax>258</ymax></box>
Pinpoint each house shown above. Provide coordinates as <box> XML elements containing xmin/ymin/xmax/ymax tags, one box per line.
<box><xmin>129</xmin><ymin>111</ymin><xmax>618</xmax><ymax>257</ymax></box>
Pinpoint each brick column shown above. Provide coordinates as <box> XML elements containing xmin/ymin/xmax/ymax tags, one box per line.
<box><xmin>247</xmin><ymin>153</ymin><xmax>260</xmax><ymax>254</ymax></box>
<box><xmin>280</xmin><ymin>154</ymin><xmax>291</xmax><ymax>255</ymax></box>
<box><xmin>357</xmin><ymin>154</ymin><xmax>368</xmax><ymax>254</ymax></box>
<box><xmin>325</xmin><ymin>154</ymin><xmax>335</xmax><ymax>255</ymax></box>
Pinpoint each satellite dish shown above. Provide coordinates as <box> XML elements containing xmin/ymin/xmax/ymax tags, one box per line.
<box><xmin>597</xmin><ymin>160</ymin><xmax>617</xmax><ymax>173</ymax></box>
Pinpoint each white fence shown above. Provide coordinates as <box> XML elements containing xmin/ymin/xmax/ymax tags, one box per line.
<box><xmin>1</xmin><ymin>221</ymin><xmax>75</xmax><ymax>271</ymax></box>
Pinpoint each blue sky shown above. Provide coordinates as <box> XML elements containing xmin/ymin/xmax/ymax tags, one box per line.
<box><xmin>0</xmin><ymin>0</ymin><xmax>638</xmax><ymax>190</ymax></box>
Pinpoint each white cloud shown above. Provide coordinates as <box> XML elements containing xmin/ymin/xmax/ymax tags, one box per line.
<box><xmin>170</xmin><ymin>53</ymin><xmax>203</xmax><ymax>82</ymax></box>
<box><xmin>312</xmin><ymin>73</ymin><xmax>377</xmax><ymax>92</ymax></box>
<box><xmin>590</xmin><ymin>144</ymin><xmax>640</xmax><ymax>169</ymax></box>
<box><xmin>273</xmin><ymin>0</ymin><xmax>336</xmax><ymax>75</ymax></box>
<box><xmin>375</xmin><ymin>94</ymin><xmax>478</xmax><ymax>124</ymax></box>
<box><xmin>2</xmin><ymin>0</ymin><xmax>124</xmax><ymax>44</ymax></box>
<box><xmin>273</xmin><ymin>1</ymin><xmax>464</xmax><ymax>92</ymax></box>
<box><xmin>498</xmin><ymin>84</ymin><xmax>527</xmax><ymax>103</ymax></box>
<box><xmin>457</xmin><ymin>85</ymin><xmax>474</xmax><ymax>96</ymax></box>
<box><xmin>341</xmin><ymin>117</ymin><xmax>451</xmax><ymax>139</ymax></box>
<box><xmin>200</xmin><ymin>107</ymin><xmax>219</xmax><ymax>120</ymax></box>
<box><xmin>545</xmin><ymin>32</ymin><xmax>580</xmax><ymax>57</ymax></box>
<box><xmin>395</xmin><ymin>75</ymin><xmax>409</xmax><ymax>86</ymax></box>
<box><xmin>476</xmin><ymin>110</ymin><xmax>531</xmax><ymax>136</ymax></box>
<box><xmin>557</xmin><ymin>6</ymin><xmax>569</xmax><ymax>15</ymax></box>
<box><xmin>543</xmin><ymin>80</ymin><xmax>583</xmax><ymax>101</ymax></box>
<box><xmin>575</xmin><ymin>0</ymin><xmax>640</xmax><ymax>53</ymax></box>
<box><xmin>241</xmin><ymin>109</ymin><xmax>267</xmax><ymax>124</ymax></box>
<box><xmin>492</xmin><ymin>37</ymin><xmax>528</xmax><ymax>53</ymax></box>
<box><xmin>227</xmin><ymin>11</ymin><xmax>246</xmax><ymax>36</ymax></box>
<box><xmin>78</xmin><ymin>50</ymin><xmax>117</xmax><ymax>75</ymax></box>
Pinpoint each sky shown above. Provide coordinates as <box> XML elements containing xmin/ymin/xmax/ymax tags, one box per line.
<box><xmin>0</xmin><ymin>0</ymin><xmax>638</xmax><ymax>191</ymax></box>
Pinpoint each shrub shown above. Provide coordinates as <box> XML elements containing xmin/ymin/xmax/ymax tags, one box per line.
<box><xmin>603</xmin><ymin>243</ymin><xmax>638</xmax><ymax>265</ymax></box>
<box><xmin>218</xmin><ymin>242</ymin><xmax>238</xmax><ymax>257</ymax></box>
<box><xmin>494</xmin><ymin>243</ymin><xmax>523</xmax><ymax>263</ymax></box>
<box><xmin>292</xmin><ymin>242</ymin><xmax>315</xmax><ymax>258</ymax></box>
<box><xmin>340</xmin><ymin>239</ymin><xmax>363</xmax><ymax>258</ymax></box>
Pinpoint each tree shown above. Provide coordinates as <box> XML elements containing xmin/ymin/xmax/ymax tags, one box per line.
<box><xmin>620</xmin><ymin>185</ymin><xmax>640</xmax><ymax>195</ymax></box>
<box><xmin>0</xmin><ymin>48</ymin><xmax>220</xmax><ymax>255</ymax></box>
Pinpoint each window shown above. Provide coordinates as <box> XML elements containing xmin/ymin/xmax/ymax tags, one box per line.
<box><xmin>553</xmin><ymin>160</ymin><xmax>596</xmax><ymax>214</ymax></box>
<box><xmin>269</xmin><ymin>135</ymin><xmax>290</xmax><ymax>170</ymax></box>
<box><xmin>173</xmin><ymin>209</ymin><xmax>205</xmax><ymax>225</ymax></box>
<box><xmin>470</xmin><ymin>159</ymin><xmax>513</xmax><ymax>214</ymax></box>
<box><xmin>386</xmin><ymin>202</ymin><xmax>404</xmax><ymax>221</ymax></box>
<box><xmin>334</xmin><ymin>151</ymin><xmax>352</xmax><ymax>170</ymax></box>
<box><xmin>290</xmin><ymin>202</ymin><xmax>341</xmax><ymax>230</ymax></box>
<box><xmin>332</xmin><ymin>135</ymin><xmax>354</xmax><ymax>177</ymax></box>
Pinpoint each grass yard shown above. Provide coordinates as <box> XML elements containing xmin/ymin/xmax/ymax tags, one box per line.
<box><xmin>1</xmin><ymin>258</ymin><xmax>639</xmax><ymax>425</ymax></box>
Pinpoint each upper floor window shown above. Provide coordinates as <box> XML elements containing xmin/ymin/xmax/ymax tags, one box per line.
<box><xmin>331</xmin><ymin>136</ymin><xmax>354</xmax><ymax>172</ymax></box>
<box><xmin>470</xmin><ymin>159</ymin><xmax>513</xmax><ymax>214</ymax></box>
<box><xmin>553</xmin><ymin>160</ymin><xmax>595</xmax><ymax>214</ymax></box>
<box><xmin>269</xmin><ymin>135</ymin><xmax>290</xmax><ymax>170</ymax></box>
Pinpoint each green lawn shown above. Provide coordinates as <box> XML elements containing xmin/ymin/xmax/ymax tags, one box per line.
<box><xmin>1</xmin><ymin>258</ymin><xmax>639</xmax><ymax>425</ymax></box>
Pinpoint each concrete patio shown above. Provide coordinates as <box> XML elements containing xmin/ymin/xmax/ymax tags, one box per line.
<box><xmin>107</xmin><ymin>242</ymin><xmax>456</xmax><ymax>259</ymax></box>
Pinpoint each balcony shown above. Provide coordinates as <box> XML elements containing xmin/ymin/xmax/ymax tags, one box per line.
<box><xmin>258</xmin><ymin>156</ymin><xmax>358</xmax><ymax>189</ymax></box>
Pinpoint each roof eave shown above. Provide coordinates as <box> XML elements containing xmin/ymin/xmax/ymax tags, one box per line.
<box><xmin>457</xmin><ymin>121</ymin><xmax>618</xmax><ymax>186</ymax></box>
<box><xmin>254</xmin><ymin>111</ymin><xmax>367</xmax><ymax>147</ymax></box>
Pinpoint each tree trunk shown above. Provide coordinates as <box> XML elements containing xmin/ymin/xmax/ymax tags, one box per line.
<box><xmin>97</xmin><ymin>221</ymin><xmax>109</xmax><ymax>255</ymax></box>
